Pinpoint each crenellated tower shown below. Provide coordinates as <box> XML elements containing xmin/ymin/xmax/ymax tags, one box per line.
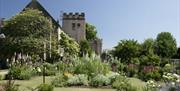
<box><xmin>62</xmin><ymin>12</ymin><xmax>86</xmax><ymax>43</ymax></box>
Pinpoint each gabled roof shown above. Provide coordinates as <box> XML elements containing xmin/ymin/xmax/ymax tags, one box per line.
<box><xmin>23</xmin><ymin>0</ymin><xmax>61</xmax><ymax>28</ymax></box>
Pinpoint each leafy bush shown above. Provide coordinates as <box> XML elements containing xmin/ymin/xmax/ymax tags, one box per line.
<box><xmin>67</xmin><ymin>74</ymin><xmax>88</xmax><ymax>86</ymax></box>
<box><xmin>144</xmin><ymin>70</ymin><xmax>161</xmax><ymax>81</ymax></box>
<box><xmin>56</xmin><ymin>61</ymin><xmax>67</xmax><ymax>72</ymax></box>
<box><xmin>7</xmin><ymin>65</ymin><xmax>33</xmax><ymax>80</ymax></box>
<box><xmin>163</xmin><ymin>64</ymin><xmax>173</xmax><ymax>72</ymax></box>
<box><xmin>126</xmin><ymin>64</ymin><xmax>139</xmax><ymax>77</ymax></box>
<box><xmin>38</xmin><ymin>63</ymin><xmax>56</xmax><ymax>76</ymax></box>
<box><xmin>112</xmin><ymin>75</ymin><xmax>137</xmax><ymax>91</ymax></box>
<box><xmin>51</xmin><ymin>74</ymin><xmax>67</xmax><ymax>87</ymax></box>
<box><xmin>74</xmin><ymin>57</ymin><xmax>111</xmax><ymax>77</ymax></box>
<box><xmin>44</xmin><ymin>70</ymin><xmax>56</xmax><ymax>76</ymax></box>
<box><xmin>142</xmin><ymin>80</ymin><xmax>160</xmax><ymax>91</ymax></box>
<box><xmin>90</xmin><ymin>74</ymin><xmax>110</xmax><ymax>87</ymax></box>
<box><xmin>139</xmin><ymin>66</ymin><xmax>161</xmax><ymax>81</ymax></box>
<box><xmin>38</xmin><ymin>84</ymin><xmax>54</xmax><ymax>91</ymax></box>
<box><xmin>106</xmin><ymin>72</ymin><xmax>119</xmax><ymax>84</ymax></box>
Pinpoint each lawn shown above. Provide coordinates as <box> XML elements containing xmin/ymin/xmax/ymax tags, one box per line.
<box><xmin>0</xmin><ymin>70</ymin><xmax>145</xmax><ymax>91</ymax></box>
<box><xmin>0</xmin><ymin>76</ymin><xmax>115</xmax><ymax>91</ymax></box>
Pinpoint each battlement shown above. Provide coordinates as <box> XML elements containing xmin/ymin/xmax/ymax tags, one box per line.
<box><xmin>63</xmin><ymin>12</ymin><xmax>85</xmax><ymax>20</ymax></box>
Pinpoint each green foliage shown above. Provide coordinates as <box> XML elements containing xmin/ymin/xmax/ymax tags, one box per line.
<box><xmin>90</xmin><ymin>74</ymin><xmax>111</xmax><ymax>87</ymax></box>
<box><xmin>59</xmin><ymin>32</ymin><xmax>80</xmax><ymax>56</ymax></box>
<box><xmin>125</xmin><ymin>64</ymin><xmax>139</xmax><ymax>77</ymax></box>
<box><xmin>112</xmin><ymin>75</ymin><xmax>137</xmax><ymax>91</ymax></box>
<box><xmin>143</xmin><ymin>80</ymin><xmax>160</xmax><ymax>91</ymax></box>
<box><xmin>67</xmin><ymin>74</ymin><xmax>89</xmax><ymax>86</ymax></box>
<box><xmin>1</xmin><ymin>9</ymin><xmax>57</xmax><ymax>58</ymax></box>
<box><xmin>163</xmin><ymin>63</ymin><xmax>173</xmax><ymax>72</ymax></box>
<box><xmin>3</xmin><ymin>9</ymin><xmax>52</xmax><ymax>38</ymax></box>
<box><xmin>74</xmin><ymin>56</ymin><xmax>111</xmax><ymax>76</ymax></box>
<box><xmin>44</xmin><ymin>63</ymin><xmax>56</xmax><ymax>75</ymax></box>
<box><xmin>113</xmin><ymin>39</ymin><xmax>140</xmax><ymax>63</ymax></box>
<box><xmin>37</xmin><ymin>84</ymin><xmax>54</xmax><ymax>91</ymax></box>
<box><xmin>154</xmin><ymin>32</ymin><xmax>177</xmax><ymax>58</ymax></box>
<box><xmin>80</xmin><ymin>40</ymin><xmax>92</xmax><ymax>56</ymax></box>
<box><xmin>140</xmin><ymin>69</ymin><xmax>161</xmax><ymax>81</ymax></box>
<box><xmin>105</xmin><ymin>72</ymin><xmax>119</xmax><ymax>84</ymax></box>
<box><xmin>56</xmin><ymin>62</ymin><xmax>66</xmax><ymax>72</ymax></box>
<box><xmin>8</xmin><ymin>65</ymin><xmax>34</xmax><ymax>80</ymax></box>
<box><xmin>141</xmin><ymin>38</ymin><xmax>155</xmax><ymax>56</ymax></box>
<box><xmin>86</xmin><ymin>23</ymin><xmax>97</xmax><ymax>41</ymax></box>
<box><xmin>140</xmin><ymin>54</ymin><xmax>160</xmax><ymax>66</ymax></box>
<box><xmin>51</xmin><ymin>74</ymin><xmax>67</xmax><ymax>87</ymax></box>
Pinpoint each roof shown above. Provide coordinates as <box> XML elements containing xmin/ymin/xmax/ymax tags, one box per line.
<box><xmin>23</xmin><ymin>0</ymin><xmax>61</xmax><ymax>28</ymax></box>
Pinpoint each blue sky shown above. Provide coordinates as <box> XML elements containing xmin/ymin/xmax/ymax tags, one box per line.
<box><xmin>0</xmin><ymin>0</ymin><xmax>179</xmax><ymax>49</ymax></box>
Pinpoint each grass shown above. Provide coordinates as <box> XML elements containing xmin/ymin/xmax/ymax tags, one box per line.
<box><xmin>0</xmin><ymin>76</ymin><xmax>115</xmax><ymax>91</ymax></box>
<box><xmin>0</xmin><ymin>70</ymin><xmax>145</xmax><ymax>91</ymax></box>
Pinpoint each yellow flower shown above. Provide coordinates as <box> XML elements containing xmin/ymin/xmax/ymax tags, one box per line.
<box><xmin>64</xmin><ymin>72</ymin><xmax>73</xmax><ymax>77</ymax></box>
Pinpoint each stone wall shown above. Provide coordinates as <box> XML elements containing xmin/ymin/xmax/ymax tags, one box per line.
<box><xmin>89</xmin><ymin>38</ymin><xmax>102</xmax><ymax>55</ymax></box>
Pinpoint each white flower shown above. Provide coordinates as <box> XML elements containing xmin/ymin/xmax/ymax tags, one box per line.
<box><xmin>173</xmin><ymin>73</ymin><xmax>179</xmax><ymax>78</ymax></box>
<box><xmin>171</xmin><ymin>82</ymin><xmax>175</xmax><ymax>86</ymax></box>
<box><xmin>37</xmin><ymin>67</ymin><xmax>41</xmax><ymax>72</ymax></box>
<box><xmin>176</xmin><ymin>79</ymin><xmax>180</xmax><ymax>83</ymax></box>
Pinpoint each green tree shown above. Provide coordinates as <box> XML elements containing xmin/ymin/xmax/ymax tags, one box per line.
<box><xmin>154</xmin><ymin>32</ymin><xmax>177</xmax><ymax>58</ymax></box>
<box><xmin>173</xmin><ymin>48</ymin><xmax>180</xmax><ymax>59</ymax></box>
<box><xmin>59</xmin><ymin>32</ymin><xmax>80</xmax><ymax>56</ymax></box>
<box><xmin>86</xmin><ymin>23</ymin><xmax>97</xmax><ymax>41</ymax></box>
<box><xmin>79</xmin><ymin>40</ymin><xmax>92</xmax><ymax>56</ymax></box>
<box><xmin>1</xmin><ymin>9</ymin><xmax>56</xmax><ymax>58</ymax></box>
<box><xmin>141</xmin><ymin>38</ymin><xmax>155</xmax><ymax>55</ymax></box>
<box><xmin>113</xmin><ymin>39</ymin><xmax>140</xmax><ymax>63</ymax></box>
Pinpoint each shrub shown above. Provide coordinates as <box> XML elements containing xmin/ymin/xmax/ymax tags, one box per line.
<box><xmin>67</xmin><ymin>74</ymin><xmax>88</xmax><ymax>86</ymax></box>
<box><xmin>38</xmin><ymin>84</ymin><xmax>54</xmax><ymax>91</ymax></box>
<box><xmin>143</xmin><ymin>80</ymin><xmax>160</xmax><ymax>91</ymax></box>
<box><xmin>112</xmin><ymin>75</ymin><xmax>137</xmax><ymax>91</ymax></box>
<box><xmin>106</xmin><ymin>72</ymin><xmax>119</xmax><ymax>84</ymax></box>
<box><xmin>163</xmin><ymin>64</ymin><xmax>173</xmax><ymax>72</ymax></box>
<box><xmin>51</xmin><ymin>74</ymin><xmax>67</xmax><ymax>87</ymax></box>
<box><xmin>144</xmin><ymin>70</ymin><xmax>161</xmax><ymax>81</ymax></box>
<box><xmin>90</xmin><ymin>74</ymin><xmax>110</xmax><ymax>87</ymax></box>
<box><xmin>45</xmin><ymin>70</ymin><xmax>56</xmax><ymax>76</ymax></box>
<box><xmin>56</xmin><ymin>62</ymin><xmax>67</xmax><ymax>72</ymax></box>
<box><xmin>7</xmin><ymin>65</ymin><xmax>33</xmax><ymax>80</ymax></box>
<box><xmin>74</xmin><ymin>57</ymin><xmax>111</xmax><ymax>77</ymax></box>
<box><xmin>37</xmin><ymin>63</ymin><xmax>56</xmax><ymax>76</ymax></box>
<box><xmin>126</xmin><ymin>64</ymin><xmax>139</xmax><ymax>77</ymax></box>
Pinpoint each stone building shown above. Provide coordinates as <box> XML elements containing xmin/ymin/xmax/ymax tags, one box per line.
<box><xmin>11</xmin><ymin>0</ymin><xmax>103</xmax><ymax>55</ymax></box>
<box><xmin>90</xmin><ymin>38</ymin><xmax>102</xmax><ymax>55</ymax></box>
<box><xmin>62</xmin><ymin>12</ymin><xmax>102</xmax><ymax>55</ymax></box>
<box><xmin>62</xmin><ymin>13</ymin><xmax>86</xmax><ymax>43</ymax></box>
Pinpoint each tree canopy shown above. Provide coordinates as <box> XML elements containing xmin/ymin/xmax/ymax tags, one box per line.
<box><xmin>141</xmin><ymin>38</ymin><xmax>155</xmax><ymax>56</ymax></box>
<box><xmin>1</xmin><ymin>9</ymin><xmax>56</xmax><ymax>58</ymax></box>
<box><xmin>154</xmin><ymin>32</ymin><xmax>177</xmax><ymax>58</ymax></box>
<box><xmin>112</xmin><ymin>39</ymin><xmax>140</xmax><ymax>63</ymax></box>
<box><xmin>59</xmin><ymin>32</ymin><xmax>80</xmax><ymax>56</ymax></box>
<box><xmin>86</xmin><ymin>23</ymin><xmax>97</xmax><ymax>41</ymax></box>
<box><xmin>79</xmin><ymin>40</ymin><xmax>92</xmax><ymax>56</ymax></box>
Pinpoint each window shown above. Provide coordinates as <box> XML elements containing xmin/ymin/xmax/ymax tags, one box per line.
<box><xmin>72</xmin><ymin>23</ymin><xmax>75</xmax><ymax>30</ymax></box>
<box><xmin>77</xmin><ymin>23</ymin><xmax>81</xmax><ymax>27</ymax></box>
